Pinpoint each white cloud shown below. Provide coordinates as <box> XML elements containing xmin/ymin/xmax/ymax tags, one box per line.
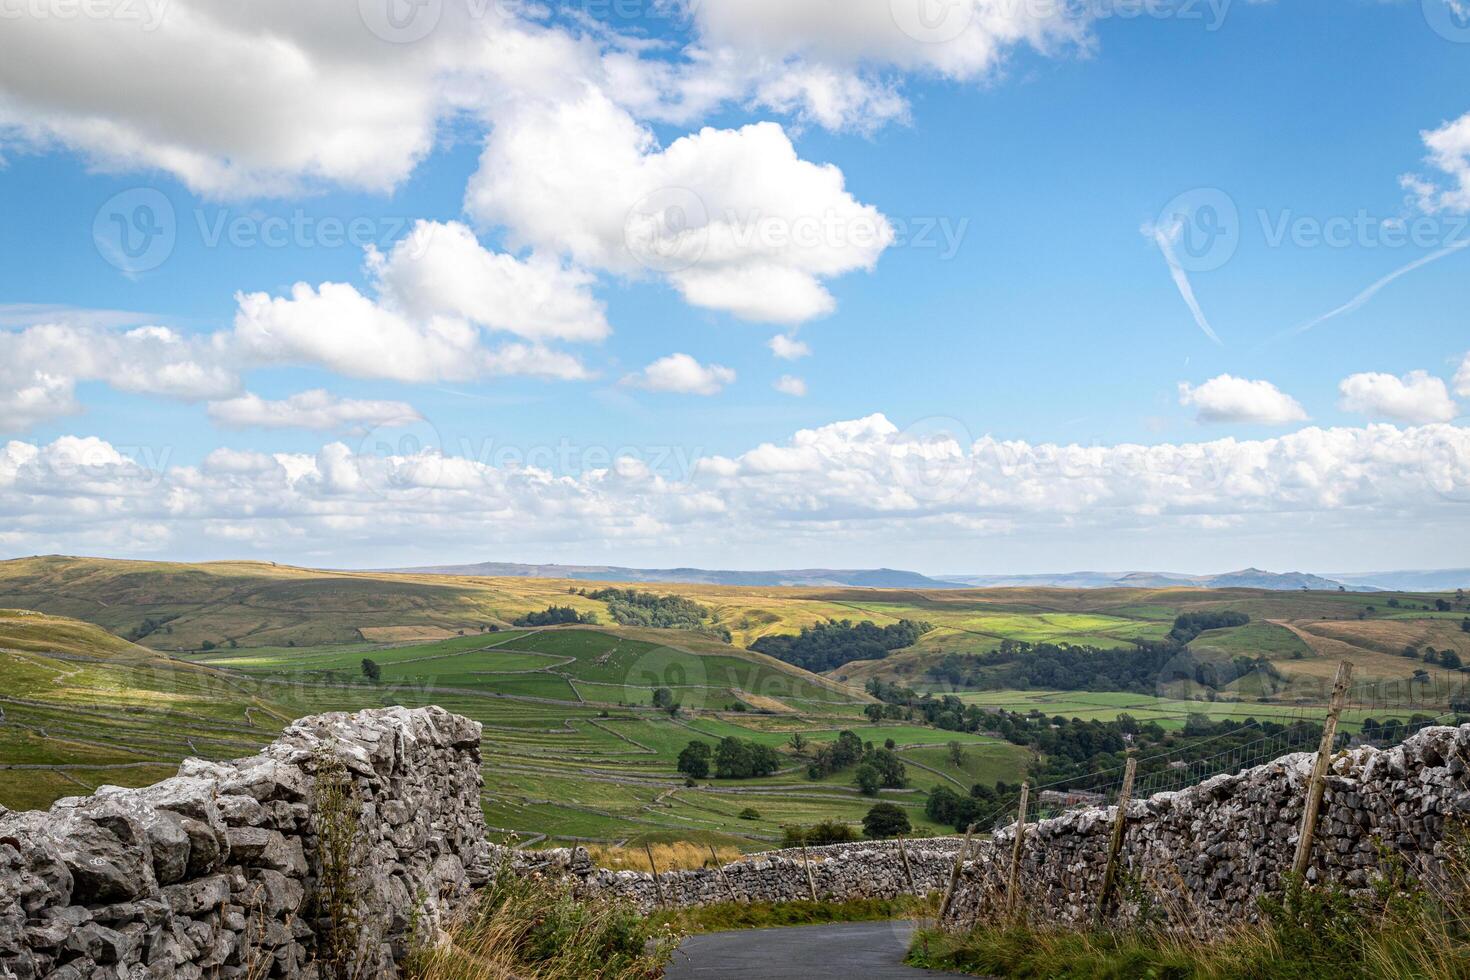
<box><xmin>623</xmin><ymin>354</ymin><xmax>736</xmax><ymax>395</ymax></box>
<box><xmin>1455</xmin><ymin>351</ymin><xmax>1470</xmax><ymax>397</ymax></box>
<box><xmin>207</xmin><ymin>391</ymin><xmax>421</xmax><ymax>432</ymax></box>
<box><xmin>1177</xmin><ymin>375</ymin><xmax>1308</xmax><ymax>426</ymax></box>
<box><xmin>228</xmin><ymin>221</ymin><xmax>598</xmax><ymax>383</ymax></box>
<box><xmin>1338</xmin><ymin>371</ymin><xmax>1459</xmax><ymax>424</ymax></box>
<box><xmin>774</xmin><ymin>375</ymin><xmax>808</xmax><ymax>397</ymax></box>
<box><xmin>367</xmin><ymin>221</ymin><xmax>609</xmax><ymax>344</ymax></box>
<box><xmin>769</xmin><ymin>335</ymin><xmax>812</xmax><ymax>360</ymax></box>
<box><xmin>4</xmin><ymin>417</ymin><xmax>1468</xmax><ymax>562</ymax></box>
<box><xmin>466</xmin><ymin>90</ymin><xmax>892</xmax><ymax>325</ymax></box>
<box><xmin>1402</xmin><ymin>111</ymin><xmax>1470</xmax><ymax>214</ymax></box>
<box><xmin>683</xmin><ymin>0</ymin><xmax>1091</xmax><ymax>83</ymax></box>
<box><xmin>0</xmin><ymin>322</ymin><xmax>238</xmax><ymax>431</ymax></box>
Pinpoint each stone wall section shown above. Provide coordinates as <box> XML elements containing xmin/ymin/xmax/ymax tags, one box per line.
<box><xmin>944</xmin><ymin>723</ymin><xmax>1470</xmax><ymax>932</ymax></box>
<box><xmin>0</xmin><ymin>707</ymin><xmax>490</xmax><ymax>980</ymax></box>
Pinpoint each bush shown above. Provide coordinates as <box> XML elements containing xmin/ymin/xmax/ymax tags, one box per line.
<box><xmin>782</xmin><ymin>820</ymin><xmax>857</xmax><ymax>847</ymax></box>
<box><xmin>738</xmin><ymin>807</ymin><xmax>762</xmax><ymax>820</ymax></box>
<box><xmin>863</xmin><ymin>803</ymin><xmax>912</xmax><ymax>839</ymax></box>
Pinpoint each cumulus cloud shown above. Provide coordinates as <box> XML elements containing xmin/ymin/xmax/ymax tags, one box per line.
<box><xmin>684</xmin><ymin>0</ymin><xmax>1091</xmax><ymax>83</ymax></box>
<box><xmin>623</xmin><ymin>354</ymin><xmax>736</xmax><ymax>395</ymax></box>
<box><xmin>1402</xmin><ymin>111</ymin><xmax>1470</xmax><ymax>214</ymax></box>
<box><xmin>1177</xmin><ymin>375</ymin><xmax>1309</xmax><ymax>426</ymax></box>
<box><xmin>207</xmin><ymin>391</ymin><xmax>421</xmax><ymax>432</ymax></box>
<box><xmin>0</xmin><ymin>323</ymin><xmax>238</xmax><ymax>431</ymax></box>
<box><xmin>4</xmin><ymin>416</ymin><xmax>1468</xmax><ymax>561</ymax></box>
<box><xmin>228</xmin><ymin>221</ymin><xmax>598</xmax><ymax>383</ymax></box>
<box><xmin>774</xmin><ymin>375</ymin><xmax>808</xmax><ymax>397</ymax></box>
<box><xmin>769</xmin><ymin>335</ymin><xmax>812</xmax><ymax>360</ymax></box>
<box><xmin>466</xmin><ymin>90</ymin><xmax>892</xmax><ymax>324</ymax></box>
<box><xmin>1455</xmin><ymin>351</ymin><xmax>1470</xmax><ymax>397</ymax></box>
<box><xmin>1338</xmin><ymin>371</ymin><xmax>1459</xmax><ymax>424</ymax></box>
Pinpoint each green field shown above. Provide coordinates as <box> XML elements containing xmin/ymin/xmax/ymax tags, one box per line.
<box><xmin>3</xmin><ymin>557</ymin><xmax>1465</xmax><ymax>847</ymax></box>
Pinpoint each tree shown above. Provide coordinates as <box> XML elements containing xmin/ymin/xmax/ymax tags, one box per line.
<box><xmin>788</xmin><ymin>733</ymin><xmax>808</xmax><ymax>755</ymax></box>
<box><xmin>361</xmin><ymin>658</ymin><xmax>381</xmax><ymax>682</ymax></box>
<box><xmin>947</xmin><ymin>740</ymin><xmax>967</xmax><ymax>768</ymax></box>
<box><xmin>1440</xmin><ymin>650</ymin><xmax>1463</xmax><ymax>671</ymax></box>
<box><xmin>677</xmin><ymin>741</ymin><xmax>711</xmax><ymax>779</ymax></box>
<box><xmin>652</xmin><ymin>687</ymin><xmax>675</xmax><ymax>710</ymax></box>
<box><xmin>714</xmin><ymin>737</ymin><xmax>780</xmax><ymax>779</ymax></box>
<box><xmin>863</xmin><ymin>802</ymin><xmax>912</xmax><ymax>839</ymax></box>
<box><xmin>855</xmin><ymin>763</ymin><xmax>881</xmax><ymax>796</ymax></box>
<box><xmin>1436</xmin><ymin>599</ymin><xmax>1452</xmax><ymax>612</ymax></box>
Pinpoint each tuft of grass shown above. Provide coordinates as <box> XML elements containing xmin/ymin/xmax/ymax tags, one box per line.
<box><xmin>407</xmin><ymin>860</ymin><xmax>680</xmax><ymax>980</ymax></box>
<box><xmin>654</xmin><ymin>896</ymin><xmax>931</xmax><ymax>934</ymax></box>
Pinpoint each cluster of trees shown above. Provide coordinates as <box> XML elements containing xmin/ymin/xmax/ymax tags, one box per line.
<box><xmin>570</xmin><ymin>587</ymin><xmax>729</xmax><ymax>638</ymax></box>
<box><xmin>750</xmin><ymin>618</ymin><xmax>933</xmax><ymax>672</ymax></box>
<box><xmin>513</xmin><ymin>605</ymin><xmax>599</xmax><ymax>627</ymax></box>
<box><xmin>676</xmin><ymin>737</ymin><xmax>782</xmax><ymax>780</ymax></box>
<box><xmin>802</xmin><ymin>729</ymin><xmax>907</xmax><ymax>795</ymax></box>
<box><xmin>780</xmin><ymin>804</ymin><xmax>912</xmax><ymax>845</ymax></box>
<box><xmin>1399</xmin><ymin>645</ymin><xmax>1467</xmax><ymax>671</ymax></box>
<box><xmin>920</xmin><ymin>711</ymin><xmax>1344</xmax><ymax>833</ymax></box>
<box><xmin>1168</xmin><ymin>610</ymin><xmax>1251</xmax><ymax>644</ymax></box>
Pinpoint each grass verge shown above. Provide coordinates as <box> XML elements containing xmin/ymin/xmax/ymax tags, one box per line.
<box><xmin>654</xmin><ymin>896</ymin><xmax>932</xmax><ymax>934</ymax></box>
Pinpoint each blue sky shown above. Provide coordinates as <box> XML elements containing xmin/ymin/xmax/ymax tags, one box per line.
<box><xmin>0</xmin><ymin>0</ymin><xmax>1467</xmax><ymax>572</ymax></box>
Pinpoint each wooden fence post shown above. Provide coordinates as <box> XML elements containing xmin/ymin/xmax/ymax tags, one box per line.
<box><xmin>1292</xmin><ymin>661</ymin><xmax>1354</xmax><ymax>879</ymax></box>
<box><xmin>896</xmin><ymin>834</ymin><xmax>917</xmax><ymax>896</ymax></box>
<box><xmin>644</xmin><ymin>844</ymin><xmax>665</xmax><ymax>906</ymax></box>
<box><xmin>709</xmin><ymin>844</ymin><xmax>741</xmax><ymax>904</ymax></box>
<box><xmin>1006</xmin><ymin>782</ymin><xmax>1031</xmax><ymax>916</ymax></box>
<box><xmin>1095</xmin><ymin>756</ymin><xmax>1138</xmax><ymax>926</ymax></box>
<box><xmin>938</xmin><ymin>823</ymin><xmax>977</xmax><ymax>922</ymax></box>
<box><xmin>798</xmin><ymin>842</ymin><xmax>820</xmax><ymax>902</ymax></box>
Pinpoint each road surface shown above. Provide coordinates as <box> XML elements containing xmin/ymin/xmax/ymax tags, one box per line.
<box><xmin>663</xmin><ymin>920</ymin><xmax>973</xmax><ymax>980</ymax></box>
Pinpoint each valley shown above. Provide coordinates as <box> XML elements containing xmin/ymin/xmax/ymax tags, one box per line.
<box><xmin>1</xmin><ymin>555</ymin><xmax>1466</xmax><ymax>850</ymax></box>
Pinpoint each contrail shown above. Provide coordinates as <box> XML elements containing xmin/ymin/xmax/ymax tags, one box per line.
<box><xmin>1152</xmin><ymin>222</ymin><xmax>1224</xmax><ymax>347</ymax></box>
<box><xmin>1277</xmin><ymin>238</ymin><xmax>1470</xmax><ymax>341</ymax></box>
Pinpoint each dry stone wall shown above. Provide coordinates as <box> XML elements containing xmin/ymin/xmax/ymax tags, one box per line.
<box><xmin>507</xmin><ymin>837</ymin><xmax>966</xmax><ymax>912</ymax></box>
<box><xmin>945</xmin><ymin>723</ymin><xmax>1470</xmax><ymax>933</ymax></box>
<box><xmin>0</xmin><ymin>706</ymin><xmax>490</xmax><ymax>980</ymax></box>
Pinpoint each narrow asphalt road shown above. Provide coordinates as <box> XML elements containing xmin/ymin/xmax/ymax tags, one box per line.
<box><xmin>663</xmin><ymin>920</ymin><xmax>973</xmax><ymax>980</ymax></box>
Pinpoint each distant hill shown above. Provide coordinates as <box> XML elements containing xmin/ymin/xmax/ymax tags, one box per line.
<box><xmin>938</xmin><ymin>568</ymin><xmax>1365</xmax><ymax>591</ymax></box>
<box><xmin>1328</xmin><ymin>569</ymin><xmax>1470</xmax><ymax>592</ymax></box>
<box><xmin>372</xmin><ymin>561</ymin><xmax>963</xmax><ymax>590</ymax></box>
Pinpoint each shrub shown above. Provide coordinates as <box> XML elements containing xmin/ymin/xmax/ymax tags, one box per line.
<box><xmin>738</xmin><ymin>807</ymin><xmax>762</xmax><ymax>821</ymax></box>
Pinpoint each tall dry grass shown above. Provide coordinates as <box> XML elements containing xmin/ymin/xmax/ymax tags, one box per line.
<box><xmin>584</xmin><ymin>841</ymin><xmax>743</xmax><ymax>872</ymax></box>
<box><xmin>407</xmin><ymin>859</ymin><xmax>680</xmax><ymax>980</ymax></box>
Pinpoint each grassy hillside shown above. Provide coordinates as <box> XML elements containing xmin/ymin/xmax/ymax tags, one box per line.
<box><xmin>2</xmin><ymin>557</ymin><xmax>1464</xmax><ymax>845</ymax></box>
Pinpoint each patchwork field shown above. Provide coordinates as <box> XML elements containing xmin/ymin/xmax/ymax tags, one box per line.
<box><xmin>2</xmin><ymin>556</ymin><xmax>1465</xmax><ymax>848</ymax></box>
